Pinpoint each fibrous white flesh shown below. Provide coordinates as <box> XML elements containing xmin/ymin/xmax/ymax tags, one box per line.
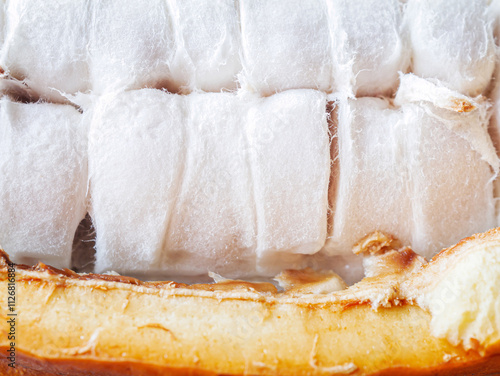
<box><xmin>239</xmin><ymin>0</ymin><xmax>332</xmax><ymax>95</ymax></box>
<box><xmin>492</xmin><ymin>0</ymin><xmax>500</xmax><ymax>43</ymax></box>
<box><xmin>326</xmin><ymin>76</ymin><xmax>496</xmax><ymax>260</ymax></box>
<box><xmin>0</xmin><ymin>0</ymin><xmax>241</xmax><ymax>98</ymax></box>
<box><xmin>0</xmin><ymin>1</ymin><xmax>5</xmax><ymax>50</ymax></box>
<box><xmin>407</xmin><ymin>105</ymin><xmax>496</xmax><ymax>256</ymax></box>
<box><xmin>89</xmin><ymin>0</ymin><xmax>174</xmax><ymax>95</ymax></box>
<box><xmin>327</xmin><ymin>0</ymin><xmax>409</xmax><ymax>96</ymax></box>
<box><xmin>2</xmin><ymin>1</ymin><xmax>495</xmax><ymax>99</ymax></box>
<box><xmin>84</xmin><ymin>0</ymin><xmax>240</xmax><ymax>93</ymax></box>
<box><xmin>161</xmin><ymin>92</ymin><xmax>257</xmax><ymax>277</ymax></box>
<box><xmin>89</xmin><ymin>90</ymin><xmax>186</xmax><ymax>274</ymax></box>
<box><xmin>247</xmin><ymin>91</ymin><xmax>330</xmax><ymax>272</ymax></box>
<box><xmin>88</xmin><ymin>0</ymin><xmax>242</xmax><ymax>95</ymax></box>
<box><xmin>396</xmin><ymin>74</ymin><xmax>498</xmax><ymax>252</ymax></box>
<box><xmin>89</xmin><ymin>89</ymin><xmax>329</xmax><ymax>278</ymax></box>
<box><xmin>406</xmin><ymin>0</ymin><xmax>495</xmax><ymax>96</ymax></box>
<box><xmin>326</xmin><ymin>97</ymin><xmax>414</xmax><ymax>254</ymax></box>
<box><xmin>166</xmin><ymin>0</ymin><xmax>241</xmax><ymax>92</ymax></box>
<box><xmin>0</xmin><ymin>0</ymin><xmax>90</xmax><ymax>102</ymax></box>
<box><xmin>0</xmin><ymin>98</ymin><xmax>88</xmax><ymax>268</ymax></box>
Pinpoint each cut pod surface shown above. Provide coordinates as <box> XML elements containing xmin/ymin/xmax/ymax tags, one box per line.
<box><xmin>0</xmin><ymin>2</ymin><xmax>497</xmax><ymax>285</ymax></box>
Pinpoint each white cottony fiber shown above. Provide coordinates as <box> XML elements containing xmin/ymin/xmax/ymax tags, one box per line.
<box><xmin>0</xmin><ymin>0</ymin><xmax>90</xmax><ymax>102</ymax></box>
<box><xmin>0</xmin><ymin>1</ymin><xmax>497</xmax><ymax>98</ymax></box>
<box><xmin>239</xmin><ymin>0</ymin><xmax>333</xmax><ymax>95</ymax></box>
<box><xmin>492</xmin><ymin>0</ymin><xmax>500</xmax><ymax>43</ymax></box>
<box><xmin>326</xmin><ymin>96</ymin><xmax>414</xmax><ymax>254</ymax></box>
<box><xmin>407</xmin><ymin>102</ymin><xmax>496</xmax><ymax>257</ymax></box>
<box><xmin>325</xmin><ymin>76</ymin><xmax>496</xmax><ymax>259</ymax></box>
<box><xmin>398</xmin><ymin>78</ymin><xmax>496</xmax><ymax>256</ymax></box>
<box><xmin>89</xmin><ymin>90</ymin><xmax>187</xmax><ymax>274</ymax></box>
<box><xmin>89</xmin><ymin>89</ymin><xmax>329</xmax><ymax>278</ymax></box>
<box><xmin>395</xmin><ymin>73</ymin><xmax>499</xmax><ymax>172</ymax></box>
<box><xmin>327</xmin><ymin>0</ymin><xmax>409</xmax><ymax>97</ymax></box>
<box><xmin>161</xmin><ymin>92</ymin><xmax>257</xmax><ymax>277</ymax></box>
<box><xmin>88</xmin><ymin>0</ymin><xmax>241</xmax><ymax>94</ymax></box>
<box><xmin>0</xmin><ymin>1</ymin><xmax>5</xmax><ymax>50</ymax></box>
<box><xmin>166</xmin><ymin>0</ymin><xmax>241</xmax><ymax>92</ymax></box>
<box><xmin>406</xmin><ymin>0</ymin><xmax>495</xmax><ymax>96</ymax></box>
<box><xmin>89</xmin><ymin>0</ymin><xmax>174</xmax><ymax>95</ymax></box>
<box><xmin>237</xmin><ymin>0</ymin><xmax>409</xmax><ymax>96</ymax></box>
<box><xmin>90</xmin><ymin>0</ymin><xmax>241</xmax><ymax>94</ymax></box>
<box><xmin>0</xmin><ymin>0</ymin><xmax>410</xmax><ymax>97</ymax></box>
<box><xmin>0</xmin><ymin>0</ymin><xmax>241</xmax><ymax>98</ymax></box>
<box><xmin>247</xmin><ymin>90</ymin><xmax>330</xmax><ymax>272</ymax></box>
<box><xmin>0</xmin><ymin>98</ymin><xmax>88</xmax><ymax>268</ymax></box>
